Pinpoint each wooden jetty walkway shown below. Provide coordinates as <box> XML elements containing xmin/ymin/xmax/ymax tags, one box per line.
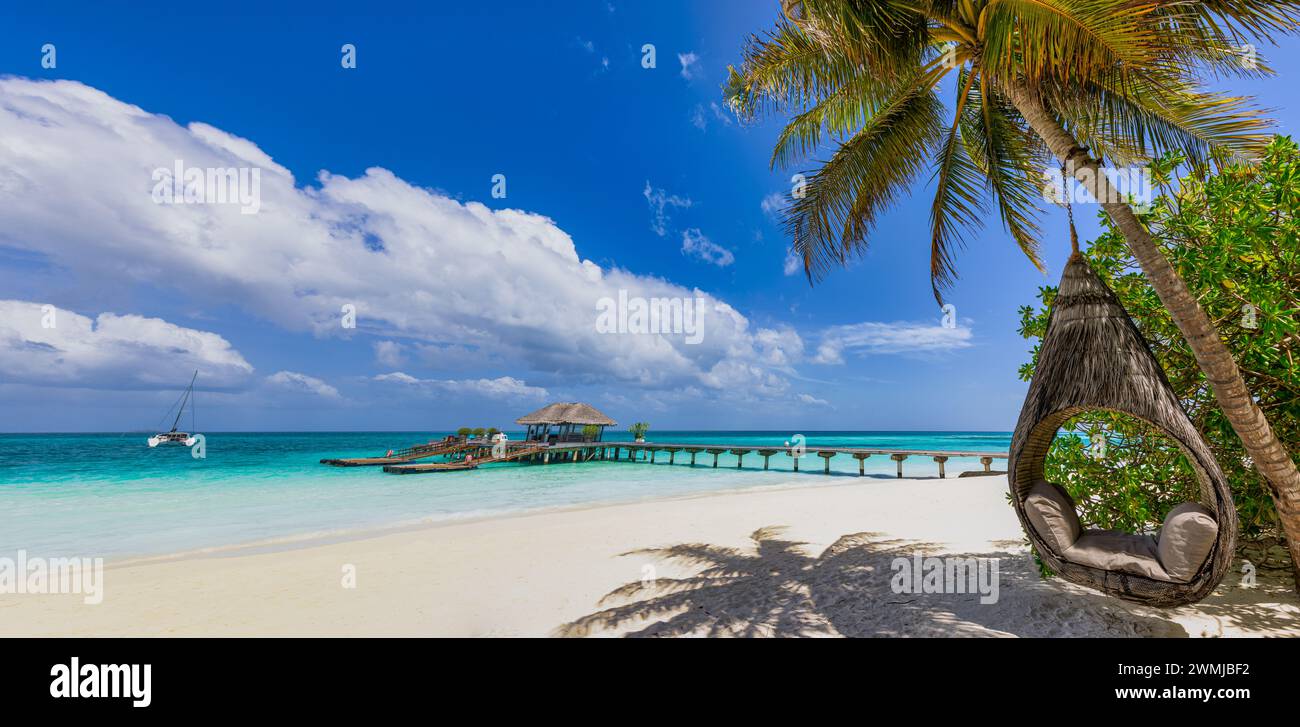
<box><xmin>605</xmin><ymin>442</ymin><xmax>1006</xmax><ymax>478</ymax></box>
<box><xmin>383</xmin><ymin>444</ymin><xmax>549</xmax><ymax>474</ymax></box>
<box><xmin>323</xmin><ymin>438</ymin><xmax>1008</xmax><ymax>478</ymax></box>
<box><xmin>320</xmin><ymin>440</ymin><xmax>473</xmax><ymax>467</ymax></box>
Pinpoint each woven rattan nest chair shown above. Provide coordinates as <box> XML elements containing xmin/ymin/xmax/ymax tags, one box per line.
<box><xmin>1008</xmin><ymin>253</ymin><xmax>1236</xmax><ymax>607</ymax></box>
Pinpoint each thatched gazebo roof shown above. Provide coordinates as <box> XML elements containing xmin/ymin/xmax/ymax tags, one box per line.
<box><xmin>515</xmin><ymin>402</ymin><xmax>616</xmax><ymax>427</ymax></box>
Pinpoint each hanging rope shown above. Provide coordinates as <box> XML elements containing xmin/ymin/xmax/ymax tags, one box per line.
<box><xmin>1062</xmin><ymin>161</ymin><xmax>1080</xmax><ymax>254</ymax></box>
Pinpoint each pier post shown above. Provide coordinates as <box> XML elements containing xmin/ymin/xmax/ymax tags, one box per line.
<box><xmin>980</xmin><ymin>456</ymin><xmax>993</xmax><ymax>472</ymax></box>
<box><xmin>708</xmin><ymin>449</ymin><xmax>724</xmax><ymax>468</ymax></box>
<box><xmin>650</xmin><ymin>448</ymin><xmax>657</xmax><ymax>464</ymax></box>
<box><xmin>668</xmin><ymin>449</ymin><xmax>676</xmax><ymax>465</ymax></box>
<box><xmin>933</xmin><ymin>456</ymin><xmax>948</xmax><ymax>478</ymax></box>
<box><xmin>689</xmin><ymin>450</ymin><xmax>697</xmax><ymax>466</ymax></box>
<box><xmin>544</xmin><ymin>451</ymin><xmax>550</xmax><ymax>464</ymax></box>
<box><xmin>817</xmin><ymin>451</ymin><xmax>835</xmax><ymax>474</ymax></box>
<box><xmin>729</xmin><ymin>449</ymin><xmax>751</xmax><ymax>469</ymax></box>
<box><xmin>789</xmin><ymin>450</ymin><xmax>799</xmax><ymax>472</ymax></box>
<box><xmin>852</xmin><ymin>453</ymin><xmax>870</xmax><ymax>476</ymax></box>
<box><xmin>890</xmin><ymin>453</ymin><xmax>908</xmax><ymax>478</ymax></box>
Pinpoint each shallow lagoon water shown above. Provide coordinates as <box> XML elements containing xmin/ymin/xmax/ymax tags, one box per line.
<box><xmin>0</xmin><ymin>431</ymin><xmax>1010</xmax><ymax>557</ymax></box>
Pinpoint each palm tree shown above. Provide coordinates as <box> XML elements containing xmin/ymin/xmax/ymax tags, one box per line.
<box><xmin>727</xmin><ymin>0</ymin><xmax>1300</xmax><ymax>585</ymax></box>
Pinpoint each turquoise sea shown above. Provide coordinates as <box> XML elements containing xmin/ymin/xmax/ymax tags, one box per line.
<box><xmin>0</xmin><ymin>431</ymin><xmax>1010</xmax><ymax>558</ymax></box>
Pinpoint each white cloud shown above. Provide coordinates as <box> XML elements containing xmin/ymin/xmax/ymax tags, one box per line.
<box><xmin>709</xmin><ymin>102</ymin><xmax>734</xmax><ymax>126</ymax></box>
<box><xmin>690</xmin><ymin>104</ymin><xmax>707</xmax><ymax>131</ymax></box>
<box><xmin>680</xmin><ymin>228</ymin><xmax>735</xmax><ymax>267</ymax></box>
<box><xmin>783</xmin><ymin>251</ymin><xmax>802</xmax><ymax>276</ymax></box>
<box><xmin>574</xmin><ymin>38</ymin><xmax>608</xmax><ymax>74</ymax></box>
<box><xmin>797</xmin><ymin>393</ymin><xmax>830</xmax><ymax>407</ymax></box>
<box><xmin>691</xmin><ymin>102</ymin><xmax>733</xmax><ymax>132</ymax></box>
<box><xmin>812</xmin><ymin>321</ymin><xmax>973</xmax><ymax>364</ymax></box>
<box><xmin>678</xmin><ymin>51</ymin><xmax>700</xmax><ymax>80</ymax></box>
<box><xmin>761</xmin><ymin>192</ymin><xmax>786</xmax><ymax>220</ymax></box>
<box><xmin>373</xmin><ymin>340</ymin><xmax>406</xmax><ymax>367</ymax></box>
<box><xmin>642</xmin><ymin>180</ymin><xmax>692</xmax><ymax>236</ymax></box>
<box><xmin>266</xmin><ymin>370</ymin><xmax>340</xmax><ymax>398</ymax></box>
<box><xmin>374</xmin><ymin>372</ymin><xmax>548</xmax><ymax>401</ymax></box>
<box><xmin>0</xmin><ymin>79</ymin><xmax>799</xmax><ymax>397</ymax></box>
<box><xmin>0</xmin><ymin>299</ymin><xmax>253</xmax><ymax>389</ymax></box>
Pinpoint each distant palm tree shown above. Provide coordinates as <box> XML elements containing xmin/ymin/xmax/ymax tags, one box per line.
<box><xmin>727</xmin><ymin>0</ymin><xmax>1300</xmax><ymax>584</ymax></box>
<box><xmin>629</xmin><ymin>422</ymin><xmax>650</xmax><ymax>442</ymax></box>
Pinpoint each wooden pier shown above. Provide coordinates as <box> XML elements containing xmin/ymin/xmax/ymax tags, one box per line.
<box><xmin>383</xmin><ymin>444</ymin><xmax>548</xmax><ymax>474</ymax></box>
<box><xmin>320</xmin><ymin>440</ymin><xmax>472</xmax><ymax>467</ymax></box>
<box><xmin>322</xmin><ymin>438</ymin><xmax>1008</xmax><ymax>477</ymax></box>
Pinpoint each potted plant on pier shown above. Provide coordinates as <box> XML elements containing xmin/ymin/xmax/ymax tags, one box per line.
<box><xmin>581</xmin><ymin>424</ymin><xmax>600</xmax><ymax>442</ymax></box>
<box><xmin>629</xmin><ymin>422</ymin><xmax>649</xmax><ymax>443</ymax></box>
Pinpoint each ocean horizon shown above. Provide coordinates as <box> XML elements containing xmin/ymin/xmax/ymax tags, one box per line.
<box><xmin>0</xmin><ymin>430</ymin><xmax>1011</xmax><ymax>558</ymax></box>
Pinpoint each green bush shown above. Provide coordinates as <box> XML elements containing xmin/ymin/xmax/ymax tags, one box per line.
<box><xmin>628</xmin><ymin>422</ymin><xmax>650</xmax><ymax>440</ymax></box>
<box><xmin>1018</xmin><ymin>137</ymin><xmax>1300</xmax><ymax>542</ymax></box>
<box><xmin>456</xmin><ymin>427</ymin><xmax>472</xmax><ymax>437</ymax></box>
<box><xmin>472</xmin><ymin>427</ymin><xmax>486</xmax><ymax>437</ymax></box>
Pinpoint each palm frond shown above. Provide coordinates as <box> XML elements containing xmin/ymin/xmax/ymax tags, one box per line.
<box><xmin>928</xmin><ymin>67</ymin><xmax>989</xmax><ymax>302</ymax></box>
<box><xmin>980</xmin><ymin>0</ymin><xmax>1167</xmax><ymax>85</ymax></box>
<box><xmin>770</xmin><ymin>56</ymin><xmax>950</xmax><ymax>169</ymax></box>
<box><xmin>735</xmin><ymin>0</ymin><xmax>1300</xmax><ymax>292</ymax></box>
<box><xmin>967</xmin><ymin>74</ymin><xmax>1048</xmax><ymax>274</ymax></box>
<box><xmin>726</xmin><ymin>19</ymin><xmax>866</xmax><ymax>123</ymax></box>
<box><xmin>785</xmin><ymin>77</ymin><xmax>945</xmax><ymax>281</ymax></box>
<box><xmin>1047</xmin><ymin>75</ymin><xmax>1273</xmax><ymax>166</ymax></box>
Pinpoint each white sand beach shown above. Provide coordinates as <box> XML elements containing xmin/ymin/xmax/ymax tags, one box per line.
<box><xmin>3</xmin><ymin>474</ymin><xmax>1296</xmax><ymax>637</ymax></box>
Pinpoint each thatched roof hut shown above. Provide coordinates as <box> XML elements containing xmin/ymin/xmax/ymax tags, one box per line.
<box><xmin>516</xmin><ymin>402</ymin><xmax>615</xmax><ymax>442</ymax></box>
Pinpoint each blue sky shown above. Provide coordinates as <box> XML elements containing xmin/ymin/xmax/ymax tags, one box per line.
<box><xmin>1</xmin><ymin>0</ymin><xmax>1298</xmax><ymax>433</ymax></box>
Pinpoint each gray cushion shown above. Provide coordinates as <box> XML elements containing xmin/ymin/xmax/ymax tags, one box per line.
<box><xmin>1024</xmin><ymin>480</ymin><xmax>1082</xmax><ymax>553</ymax></box>
<box><xmin>1064</xmin><ymin>529</ymin><xmax>1169</xmax><ymax>580</ymax></box>
<box><xmin>1157</xmin><ymin>502</ymin><xmax>1218</xmax><ymax>582</ymax></box>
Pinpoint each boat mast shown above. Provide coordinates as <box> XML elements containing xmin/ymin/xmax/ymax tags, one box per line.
<box><xmin>171</xmin><ymin>370</ymin><xmax>197</xmax><ymax>432</ymax></box>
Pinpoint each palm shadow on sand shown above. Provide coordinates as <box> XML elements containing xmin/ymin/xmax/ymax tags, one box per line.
<box><xmin>554</xmin><ymin>527</ymin><xmax>1288</xmax><ymax>637</ymax></box>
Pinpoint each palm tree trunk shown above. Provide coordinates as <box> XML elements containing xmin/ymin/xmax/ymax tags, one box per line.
<box><xmin>1006</xmin><ymin>82</ymin><xmax>1300</xmax><ymax>588</ymax></box>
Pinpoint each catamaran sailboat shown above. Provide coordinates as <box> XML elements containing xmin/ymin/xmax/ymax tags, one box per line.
<box><xmin>148</xmin><ymin>371</ymin><xmax>199</xmax><ymax>447</ymax></box>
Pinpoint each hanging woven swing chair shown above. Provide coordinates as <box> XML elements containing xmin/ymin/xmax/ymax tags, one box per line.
<box><xmin>1008</xmin><ymin>252</ymin><xmax>1236</xmax><ymax>607</ymax></box>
